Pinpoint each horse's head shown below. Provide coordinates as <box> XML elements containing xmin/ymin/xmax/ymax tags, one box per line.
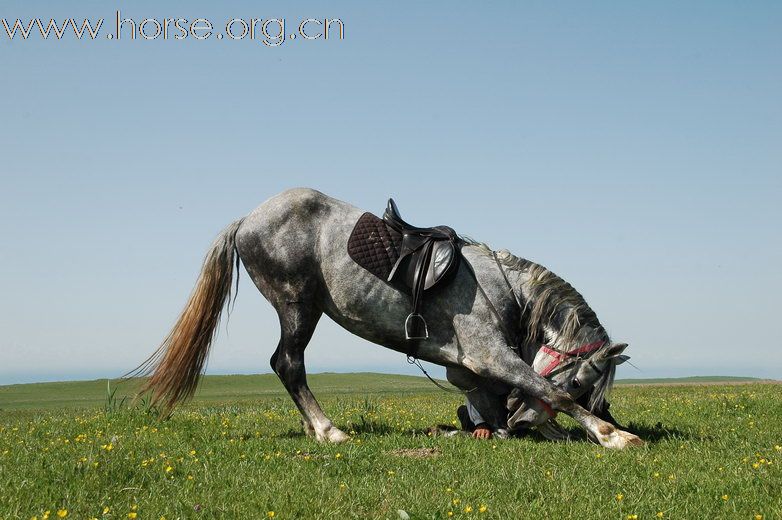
<box><xmin>507</xmin><ymin>342</ymin><xmax>630</xmax><ymax>430</ymax></box>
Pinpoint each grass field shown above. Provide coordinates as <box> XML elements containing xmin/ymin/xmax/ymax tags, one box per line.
<box><xmin>1</xmin><ymin>374</ymin><xmax>780</xmax><ymax>519</ymax></box>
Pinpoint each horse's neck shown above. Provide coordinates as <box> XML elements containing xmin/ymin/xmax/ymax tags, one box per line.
<box><xmin>511</xmin><ymin>268</ymin><xmax>606</xmax><ymax>356</ymax></box>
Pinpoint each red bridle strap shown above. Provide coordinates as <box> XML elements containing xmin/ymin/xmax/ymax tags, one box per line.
<box><xmin>538</xmin><ymin>340</ymin><xmax>605</xmax><ymax>377</ymax></box>
<box><xmin>536</xmin><ymin>399</ymin><xmax>558</xmax><ymax>419</ymax></box>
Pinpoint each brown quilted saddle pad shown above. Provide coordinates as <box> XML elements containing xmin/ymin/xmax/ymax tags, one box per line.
<box><xmin>347</xmin><ymin>212</ymin><xmax>403</xmax><ymax>281</ymax></box>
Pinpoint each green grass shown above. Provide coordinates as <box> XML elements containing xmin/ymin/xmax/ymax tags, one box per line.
<box><xmin>1</xmin><ymin>375</ymin><xmax>780</xmax><ymax>519</ymax></box>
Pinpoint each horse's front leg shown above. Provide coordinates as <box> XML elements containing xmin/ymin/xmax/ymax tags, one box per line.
<box><xmin>462</xmin><ymin>349</ymin><xmax>643</xmax><ymax>449</ymax></box>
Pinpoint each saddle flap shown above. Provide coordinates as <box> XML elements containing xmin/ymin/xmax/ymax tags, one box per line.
<box><xmin>424</xmin><ymin>241</ymin><xmax>457</xmax><ymax>289</ymax></box>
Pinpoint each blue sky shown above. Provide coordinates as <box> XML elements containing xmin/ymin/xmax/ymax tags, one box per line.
<box><xmin>1</xmin><ymin>1</ymin><xmax>780</xmax><ymax>385</ymax></box>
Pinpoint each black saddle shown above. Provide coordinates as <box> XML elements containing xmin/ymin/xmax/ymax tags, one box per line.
<box><xmin>382</xmin><ymin>199</ymin><xmax>460</xmax><ymax>339</ymax></box>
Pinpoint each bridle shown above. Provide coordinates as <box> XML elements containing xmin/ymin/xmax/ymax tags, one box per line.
<box><xmin>490</xmin><ymin>251</ymin><xmax>609</xmax><ymax>418</ymax></box>
<box><xmin>538</xmin><ymin>341</ymin><xmax>606</xmax><ymax>378</ymax></box>
<box><xmin>412</xmin><ymin>248</ymin><xmax>608</xmax><ymax>403</ymax></box>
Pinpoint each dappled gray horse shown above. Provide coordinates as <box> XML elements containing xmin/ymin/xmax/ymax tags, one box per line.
<box><xmin>134</xmin><ymin>188</ymin><xmax>642</xmax><ymax>449</ymax></box>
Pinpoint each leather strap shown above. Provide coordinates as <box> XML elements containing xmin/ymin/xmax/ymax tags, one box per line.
<box><xmin>410</xmin><ymin>240</ymin><xmax>434</xmax><ymax>320</ymax></box>
<box><xmin>461</xmin><ymin>251</ymin><xmax>519</xmax><ymax>354</ymax></box>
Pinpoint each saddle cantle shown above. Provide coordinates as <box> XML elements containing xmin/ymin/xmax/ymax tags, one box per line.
<box><xmin>347</xmin><ymin>198</ymin><xmax>460</xmax><ymax>342</ymax></box>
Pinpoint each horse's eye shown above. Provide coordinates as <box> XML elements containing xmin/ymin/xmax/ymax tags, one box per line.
<box><xmin>571</xmin><ymin>378</ymin><xmax>581</xmax><ymax>389</ymax></box>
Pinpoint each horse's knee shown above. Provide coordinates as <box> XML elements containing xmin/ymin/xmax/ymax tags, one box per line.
<box><xmin>273</xmin><ymin>355</ymin><xmax>290</xmax><ymax>380</ymax></box>
<box><xmin>273</xmin><ymin>351</ymin><xmax>303</xmax><ymax>385</ymax></box>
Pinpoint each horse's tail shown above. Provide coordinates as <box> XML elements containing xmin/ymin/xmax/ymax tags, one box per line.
<box><xmin>128</xmin><ymin>218</ymin><xmax>245</xmax><ymax>413</ymax></box>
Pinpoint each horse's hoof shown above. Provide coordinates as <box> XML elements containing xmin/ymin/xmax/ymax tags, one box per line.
<box><xmin>317</xmin><ymin>426</ymin><xmax>350</xmax><ymax>443</ymax></box>
<box><xmin>621</xmin><ymin>430</ymin><xmax>644</xmax><ymax>447</ymax></box>
<box><xmin>600</xmin><ymin>428</ymin><xmax>644</xmax><ymax>449</ymax></box>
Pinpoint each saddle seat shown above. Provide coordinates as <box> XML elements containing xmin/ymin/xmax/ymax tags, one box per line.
<box><xmin>382</xmin><ymin>199</ymin><xmax>460</xmax><ymax>340</ymax></box>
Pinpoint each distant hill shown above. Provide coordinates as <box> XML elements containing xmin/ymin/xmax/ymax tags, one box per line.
<box><xmin>615</xmin><ymin>375</ymin><xmax>767</xmax><ymax>385</ymax></box>
<box><xmin>0</xmin><ymin>373</ymin><xmax>444</xmax><ymax>411</ymax></box>
<box><xmin>0</xmin><ymin>373</ymin><xmax>774</xmax><ymax>411</ymax></box>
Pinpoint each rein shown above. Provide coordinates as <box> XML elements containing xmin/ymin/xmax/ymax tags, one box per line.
<box><xmin>492</xmin><ymin>250</ymin><xmax>606</xmax><ymax>378</ymax></box>
<box><xmin>405</xmin><ymin>247</ymin><xmax>515</xmax><ymax>395</ymax></box>
<box><xmin>408</xmin><ymin>248</ymin><xmax>604</xmax><ymax>401</ymax></box>
<box><xmin>406</xmin><ymin>356</ymin><xmax>469</xmax><ymax>394</ymax></box>
<box><xmin>491</xmin><ymin>251</ymin><xmax>610</xmax><ymax>419</ymax></box>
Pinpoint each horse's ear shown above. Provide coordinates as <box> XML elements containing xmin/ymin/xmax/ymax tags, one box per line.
<box><xmin>614</xmin><ymin>354</ymin><xmax>630</xmax><ymax>365</ymax></box>
<box><xmin>599</xmin><ymin>342</ymin><xmax>628</xmax><ymax>360</ymax></box>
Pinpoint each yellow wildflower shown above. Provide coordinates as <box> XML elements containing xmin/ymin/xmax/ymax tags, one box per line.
<box><xmin>656</xmin><ymin>513</ymin><xmax>664</xmax><ymax>518</ymax></box>
<box><xmin>57</xmin><ymin>511</ymin><xmax>68</xmax><ymax>518</ymax></box>
<box><xmin>128</xmin><ymin>513</ymin><xmax>137</xmax><ymax>519</ymax></box>
<box><xmin>479</xmin><ymin>505</ymin><xmax>488</xmax><ymax>513</ymax></box>
<box><xmin>464</xmin><ymin>505</ymin><xmax>473</xmax><ymax>513</ymax></box>
<box><xmin>616</xmin><ymin>493</ymin><xmax>624</xmax><ymax>501</ymax></box>
<box><xmin>335</xmin><ymin>453</ymin><xmax>342</xmax><ymax>459</ymax></box>
<box><xmin>103</xmin><ymin>507</ymin><xmax>110</xmax><ymax>514</ymax></box>
<box><xmin>267</xmin><ymin>512</ymin><xmax>275</xmax><ymax>518</ymax></box>
<box><xmin>721</xmin><ymin>494</ymin><xmax>729</xmax><ymax>501</ymax></box>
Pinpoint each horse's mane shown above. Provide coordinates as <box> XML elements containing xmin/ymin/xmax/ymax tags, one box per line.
<box><xmin>466</xmin><ymin>241</ymin><xmax>605</xmax><ymax>347</ymax></box>
<box><xmin>465</xmin><ymin>241</ymin><xmax>614</xmax><ymax>412</ymax></box>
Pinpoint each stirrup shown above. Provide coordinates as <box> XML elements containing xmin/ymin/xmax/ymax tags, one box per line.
<box><xmin>405</xmin><ymin>313</ymin><xmax>429</xmax><ymax>340</ymax></box>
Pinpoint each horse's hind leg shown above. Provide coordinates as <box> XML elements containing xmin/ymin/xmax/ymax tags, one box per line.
<box><xmin>271</xmin><ymin>302</ymin><xmax>350</xmax><ymax>443</ymax></box>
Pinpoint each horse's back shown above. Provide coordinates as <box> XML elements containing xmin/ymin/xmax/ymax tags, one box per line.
<box><xmin>235</xmin><ymin>188</ymin><xmax>363</xmax><ymax>293</ymax></box>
